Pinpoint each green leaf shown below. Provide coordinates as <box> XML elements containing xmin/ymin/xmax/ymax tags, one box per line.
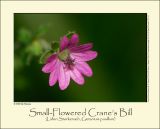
<box><xmin>66</xmin><ymin>31</ymin><xmax>76</xmax><ymax>39</ymax></box>
<box><xmin>39</xmin><ymin>50</ymin><xmax>53</xmax><ymax>64</ymax></box>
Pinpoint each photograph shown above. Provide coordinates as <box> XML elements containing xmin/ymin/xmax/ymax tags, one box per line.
<box><xmin>14</xmin><ymin>13</ymin><xmax>147</xmax><ymax>102</ymax></box>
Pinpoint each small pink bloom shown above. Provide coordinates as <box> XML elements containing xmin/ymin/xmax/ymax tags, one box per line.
<box><xmin>42</xmin><ymin>33</ymin><xmax>97</xmax><ymax>90</ymax></box>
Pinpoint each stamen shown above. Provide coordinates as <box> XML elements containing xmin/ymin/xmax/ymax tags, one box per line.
<box><xmin>63</xmin><ymin>57</ymin><xmax>75</xmax><ymax>70</ymax></box>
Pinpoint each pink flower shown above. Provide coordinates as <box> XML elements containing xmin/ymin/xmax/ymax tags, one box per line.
<box><xmin>42</xmin><ymin>33</ymin><xmax>97</xmax><ymax>90</ymax></box>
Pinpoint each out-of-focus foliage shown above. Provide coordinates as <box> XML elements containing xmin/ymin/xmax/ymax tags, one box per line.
<box><xmin>14</xmin><ymin>14</ymin><xmax>147</xmax><ymax>102</ymax></box>
<box><xmin>17</xmin><ymin>28</ymin><xmax>32</xmax><ymax>44</ymax></box>
<box><xmin>15</xmin><ymin>25</ymin><xmax>51</xmax><ymax>66</ymax></box>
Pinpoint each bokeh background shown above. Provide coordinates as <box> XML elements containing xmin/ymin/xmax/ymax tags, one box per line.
<box><xmin>14</xmin><ymin>13</ymin><xmax>147</xmax><ymax>102</ymax></box>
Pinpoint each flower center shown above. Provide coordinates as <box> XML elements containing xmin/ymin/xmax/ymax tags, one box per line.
<box><xmin>64</xmin><ymin>57</ymin><xmax>75</xmax><ymax>70</ymax></box>
<box><xmin>58</xmin><ymin>49</ymin><xmax>70</xmax><ymax>61</ymax></box>
<box><xmin>58</xmin><ymin>49</ymin><xmax>75</xmax><ymax>70</ymax></box>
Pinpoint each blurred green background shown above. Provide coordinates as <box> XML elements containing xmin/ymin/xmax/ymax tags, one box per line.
<box><xmin>14</xmin><ymin>13</ymin><xmax>147</xmax><ymax>102</ymax></box>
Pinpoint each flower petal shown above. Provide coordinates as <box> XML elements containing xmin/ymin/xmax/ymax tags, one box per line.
<box><xmin>49</xmin><ymin>66</ymin><xmax>58</xmax><ymax>86</ymax></box>
<box><xmin>70</xmin><ymin>67</ymin><xmax>84</xmax><ymax>85</ymax></box>
<box><xmin>58</xmin><ymin>61</ymin><xmax>70</xmax><ymax>90</ymax></box>
<box><xmin>69</xmin><ymin>43</ymin><xmax>93</xmax><ymax>53</ymax></box>
<box><xmin>75</xmin><ymin>62</ymin><xmax>93</xmax><ymax>77</ymax></box>
<box><xmin>70</xmin><ymin>34</ymin><xmax>79</xmax><ymax>46</ymax></box>
<box><xmin>46</xmin><ymin>54</ymin><xmax>57</xmax><ymax>63</ymax></box>
<box><xmin>71</xmin><ymin>50</ymin><xmax>97</xmax><ymax>62</ymax></box>
<box><xmin>42</xmin><ymin>58</ymin><xmax>57</xmax><ymax>73</ymax></box>
<box><xmin>60</xmin><ymin>36</ymin><xmax>69</xmax><ymax>50</ymax></box>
